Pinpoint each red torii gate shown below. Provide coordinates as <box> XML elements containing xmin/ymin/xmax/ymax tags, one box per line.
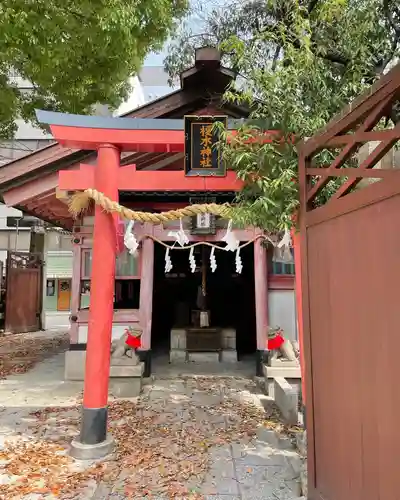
<box><xmin>37</xmin><ymin>110</ymin><xmax>304</xmax><ymax>458</ymax></box>
<box><xmin>39</xmin><ymin>111</ymin><xmax>250</xmax><ymax>457</ymax></box>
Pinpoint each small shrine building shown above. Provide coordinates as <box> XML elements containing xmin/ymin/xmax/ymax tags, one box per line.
<box><xmin>0</xmin><ymin>48</ymin><xmax>297</xmax><ymax>375</ymax></box>
<box><xmin>0</xmin><ymin>48</ymin><xmax>298</xmax><ymax>451</ymax></box>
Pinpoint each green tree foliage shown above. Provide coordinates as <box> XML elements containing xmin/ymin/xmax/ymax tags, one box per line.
<box><xmin>166</xmin><ymin>0</ymin><xmax>400</xmax><ymax>231</ymax></box>
<box><xmin>0</xmin><ymin>0</ymin><xmax>188</xmax><ymax>139</ymax></box>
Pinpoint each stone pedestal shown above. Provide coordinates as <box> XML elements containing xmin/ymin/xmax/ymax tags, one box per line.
<box><xmin>188</xmin><ymin>352</ymin><xmax>219</xmax><ymax>363</ymax></box>
<box><xmin>109</xmin><ymin>358</ymin><xmax>144</xmax><ymax>397</ymax></box>
<box><xmin>65</xmin><ymin>350</ymin><xmax>144</xmax><ymax>397</ymax></box>
<box><xmin>263</xmin><ymin>362</ymin><xmax>302</xmax><ymax>397</ymax></box>
<box><xmin>169</xmin><ymin>327</ymin><xmax>237</xmax><ymax>363</ymax></box>
<box><xmin>221</xmin><ymin>349</ymin><xmax>238</xmax><ymax>362</ymax></box>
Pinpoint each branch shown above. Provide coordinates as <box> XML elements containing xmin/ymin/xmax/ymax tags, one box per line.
<box><xmin>307</xmin><ymin>0</ymin><xmax>320</xmax><ymax>14</ymax></box>
<box><xmin>289</xmin><ymin>37</ymin><xmax>350</xmax><ymax>66</ymax></box>
<box><xmin>375</xmin><ymin>1</ymin><xmax>400</xmax><ymax>75</ymax></box>
<box><xmin>272</xmin><ymin>45</ymin><xmax>281</xmax><ymax>71</ymax></box>
<box><xmin>383</xmin><ymin>0</ymin><xmax>400</xmax><ymax>36</ymax></box>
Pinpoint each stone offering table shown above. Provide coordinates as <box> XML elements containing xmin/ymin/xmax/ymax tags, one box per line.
<box><xmin>170</xmin><ymin>327</ymin><xmax>237</xmax><ymax>363</ymax></box>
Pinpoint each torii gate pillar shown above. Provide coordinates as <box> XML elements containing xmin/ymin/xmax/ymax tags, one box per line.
<box><xmin>70</xmin><ymin>144</ymin><xmax>119</xmax><ymax>459</ymax></box>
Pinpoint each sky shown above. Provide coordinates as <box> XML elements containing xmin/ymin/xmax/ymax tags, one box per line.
<box><xmin>144</xmin><ymin>52</ymin><xmax>166</xmax><ymax>66</ymax></box>
<box><xmin>143</xmin><ymin>0</ymin><xmax>226</xmax><ymax>67</ymax></box>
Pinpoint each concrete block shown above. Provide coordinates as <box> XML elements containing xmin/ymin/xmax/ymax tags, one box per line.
<box><xmin>267</xmin><ymin>377</ymin><xmax>301</xmax><ymax>399</ymax></box>
<box><xmin>274</xmin><ymin>377</ymin><xmax>299</xmax><ymax>425</ymax></box>
<box><xmin>221</xmin><ymin>328</ymin><xmax>236</xmax><ymax>349</ymax></box>
<box><xmin>188</xmin><ymin>352</ymin><xmax>219</xmax><ymax>363</ymax></box>
<box><xmin>65</xmin><ymin>350</ymin><xmax>86</xmax><ymax>381</ymax></box>
<box><xmin>109</xmin><ymin>376</ymin><xmax>143</xmax><ymax>398</ymax></box>
<box><xmin>267</xmin><ymin>365</ymin><xmax>301</xmax><ymax>378</ymax></box>
<box><xmin>222</xmin><ymin>336</ymin><xmax>236</xmax><ymax>349</ymax></box>
<box><xmin>109</xmin><ymin>362</ymin><xmax>144</xmax><ymax>378</ymax></box>
<box><xmin>221</xmin><ymin>328</ymin><xmax>235</xmax><ymax>338</ymax></box>
<box><xmin>169</xmin><ymin>349</ymin><xmax>187</xmax><ymax>363</ymax></box>
<box><xmin>221</xmin><ymin>350</ymin><xmax>238</xmax><ymax>362</ymax></box>
<box><xmin>262</xmin><ymin>364</ymin><xmax>269</xmax><ymax>394</ymax></box>
<box><xmin>65</xmin><ymin>351</ymin><xmax>145</xmax><ymax>394</ymax></box>
<box><xmin>69</xmin><ymin>436</ymin><xmax>114</xmax><ymax>460</ymax></box>
<box><xmin>228</xmin><ymin>337</ymin><xmax>236</xmax><ymax>349</ymax></box>
<box><xmin>270</xmin><ymin>358</ymin><xmax>300</xmax><ymax>368</ymax></box>
<box><xmin>296</xmin><ymin>430</ymin><xmax>307</xmax><ymax>457</ymax></box>
<box><xmin>170</xmin><ymin>328</ymin><xmax>186</xmax><ymax>349</ymax></box>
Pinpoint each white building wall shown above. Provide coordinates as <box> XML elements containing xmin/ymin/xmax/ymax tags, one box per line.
<box><xmin>268</xmin><ymin>290</ymin><xmax>298</xmax><ymax>341</ymax></box>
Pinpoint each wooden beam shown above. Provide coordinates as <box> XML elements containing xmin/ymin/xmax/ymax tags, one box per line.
<box><xmin>126</xmin><ymin>202</ymin><xmax>191</xmax><ymax>210</ymax></box>
<box><xmin>306</xmin><ymin>168</ymin><xmax>400</xmax><ymax>179</ymax></box>
<box><xmin>152</xmin><ymin>226</ymin><xmax>255</xmax><ymax>241</ymax></box>
<box><xmin>59</xmin><ymin>163</ymin><xmax>244</xmax><ymax>192</ymax></box>
<box><xmin>56</xmin><ymin>188</ymin><xmax>70</xmax><ymax>203</ymax></box>
<box><xmin>51</xmin><ymin>125</ymin><xmax>185</xmax><ymax>152</ymax></box>
<box><xmin>50</xmin><ymin>123</ymin><xmax>284</xmax><ymax>152</ymax></box>
<box><xmin>300</xmin><ymin>69</ymin><xmax>400</xmax><ymax>157</ymax></box>
<box><xmin>306</xmin><ymin>95</ymin><xmax>394</xmax><ymax>203</ymax></box>
<box><xmin>254</xmin><ymin>231</ymin><xmax>268</xmax><ymax>358</ymax></box>
<box><xmin>139</xmin><ymin>223</ymin><xmax>154</xmax><ymax>350</ymax></box>
<box><xmin>141</xmin><ymin>153</ymin><xmax>184</xmax><ymax>171</ymax></box>
<box><xmin>326</xmin><ymin>128</ymin><xmax>400</xmax><ymax>147</ymax></box>
<box><xmin>331</xmin><ymin>123</ymin><xmax>400</xmax><ymax>198</ymax></box>
<box><xmin>2</xmin><ymin>172</ymin><xmax>59</xmax><ymax>206</ymax></box>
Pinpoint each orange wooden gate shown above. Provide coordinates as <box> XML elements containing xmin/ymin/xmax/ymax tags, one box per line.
<box><xmin>5</xmin><ymin>252</ymin><xmax>43</xmax><ymax>333</ymax></box>
<box><xmin>298</xmin><ymin>66</ymin><xmax>400</xmax><ymax>500</ymax></box>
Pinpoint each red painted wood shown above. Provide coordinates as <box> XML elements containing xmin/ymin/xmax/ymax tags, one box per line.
<box><xmin>268</xmin><ymin>275</ymin><xmax>295</xmax><ymax>290</ymax></box>
<box><xmin>69</xmin><ymin>242</ymin><xmax>82</xmax><ymax>344</ymax></box>
<box><xmin>254</xmin><ymin>233</ymin><xmax>269</xmax><ymax>350</ymax></box>
<box><xmin>152</xmin><ymin>226</ymin><xmax>255</xmax><ymax>242</ymax></box>
<box><xmin>83</xmin><ymin>144</ymin><xmax>119</xmax><ymax>410</ymax></box>
<box><xmin>50</xmin><ymin>124</ymin><xmax>282</xmax><ymax>152</ymax></box>
<box><xmin>128</xmin><ymin>202</ymin><xmax>189</xmax><ymax>210</ymax></box>
<box><xmin>75</xmin><ymin>224</ymin><xmax>256</xmax><ymax>243</ymax></box>
<box><xmin>3</xmin><ymin>172</ymin><xmax>59</xmax><ymax>206</ymax></box>
<box><xmin>292</xmin><ymin>228</ymin><xmax>306</xmax><ymax>405</ymax></box>
<box><xmin>51</xmin><ymin>125</ymin><xmax>185</xmax><ymax>152</ymax></box>
<box><xmin>77</xmin><ymin>309</ymin><xmax>140</xmax><ymax>323</ymax></box>
<box><xmin>59</xmin><ymin>163</ymin><xmax>244</xmax><ymax>191</ymax></box>
<box><xmin>138</xmin><ymin>224</ymin><xmax>154</xmax><ymax>349</ymax></box>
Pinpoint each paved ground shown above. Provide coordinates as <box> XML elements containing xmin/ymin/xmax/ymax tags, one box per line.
<box><xmin>0</xmin><ymin>350</ymin><xmax>304</xmax><ymax>500</ymax></box>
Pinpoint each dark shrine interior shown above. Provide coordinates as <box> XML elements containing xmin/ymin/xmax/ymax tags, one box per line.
<box><xmin>151</xmin><ymin>242</ymin><xmax>256</xmax><ymax>358</ymax></box>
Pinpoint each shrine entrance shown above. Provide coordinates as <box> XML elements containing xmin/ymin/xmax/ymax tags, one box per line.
<box><xmin>151</xmin><ymin>242</ymin><xmax>256</xmax><ymax>363</ymax></box>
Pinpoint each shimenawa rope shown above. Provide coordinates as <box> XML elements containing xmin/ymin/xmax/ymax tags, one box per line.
<box><xmin>69</xmin><ymin>189</ymin><xmax>234</xmax><ymax>224</ymax></box>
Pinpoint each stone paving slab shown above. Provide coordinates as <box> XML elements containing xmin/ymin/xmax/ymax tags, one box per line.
<box><xmin>0</xmin><ymin>352</ymin><xmax>304</xmax><ymax>499</ymax></box>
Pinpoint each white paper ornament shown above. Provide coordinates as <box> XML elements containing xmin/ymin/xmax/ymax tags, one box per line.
<box><xmin>164</xmin><ymin>248</ymin><xmax>173</xmax><ymax>273</ymax></box>
<box><xmin>277</xmin><ymin>227</ymin><xmax>293</xmax><ymax>261</ymax></box>
<box><xmin>210</xmin><ymin>246</ymin><xmax>217</xmax><ymax>272</ymax></box>
<box><xmin>189</xmin><ymin>247</ymin><xmax>196</xmax><ymax>273</ymax></box>
<box><xmin>277</xmin><ymin>227</ymin><xmax>292</xmax><ymax>249</ymax></box>
<box><xmin>124</xmin><ymin>220</ymin><xmax>139</xmax><ymax>255</ymax></box>
<box><xmin>222</xmin><ymin>220</ymin><xmax>240</xmax><ymax>252</ymax></box>
<box><xmin>168</xmin><ymin>218</ymin><xmax>189</xmax><ymax>247</ymax></box>
<box><xmin>235</xmin><ymin>247</ymin><xmax>243</xmax><ymax>274</ymax></box>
